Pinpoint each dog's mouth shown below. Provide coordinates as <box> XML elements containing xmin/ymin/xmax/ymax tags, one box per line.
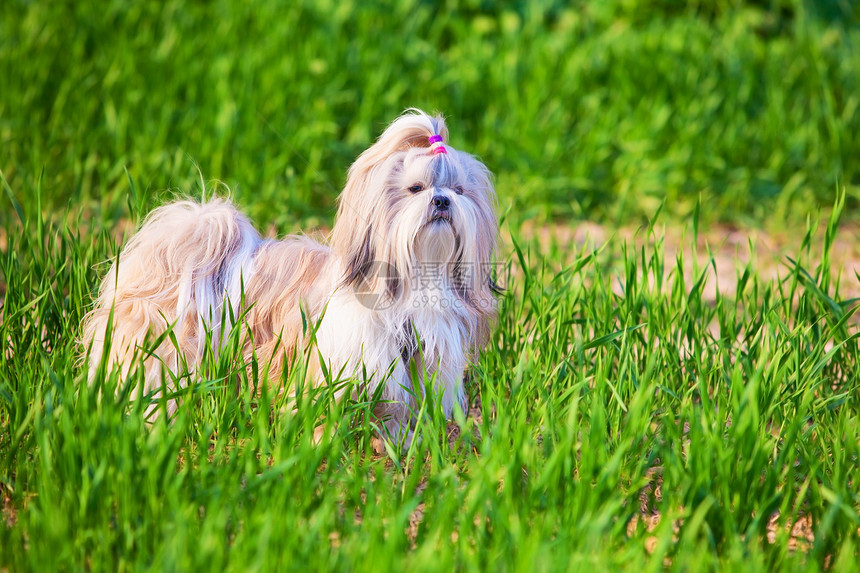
<box><xmin>428</xmin><ymin>210</ymin><xmax>451</xmax><ymax>224</ymax></box>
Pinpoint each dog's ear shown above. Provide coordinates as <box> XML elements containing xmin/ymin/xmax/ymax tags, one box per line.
<box><xmin>340</xmin><ymin>226</ymin><xmax>375</xmax><ymax>287</ymax></box>
<box><xmin>450</xmin><ymin>156</ymin><xmax>500</xmax><ymax>347</ymax></box>
<box><xmin>330</xmin><ymin>153</ymin><xmax>386</xmax><ymax>287</ymax></box>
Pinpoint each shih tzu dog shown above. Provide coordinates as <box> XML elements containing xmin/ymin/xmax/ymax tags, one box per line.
<box><xmin>82</xmin><ymin>109</ymin><xmax>499</xmax><ymax>448</ymax></box>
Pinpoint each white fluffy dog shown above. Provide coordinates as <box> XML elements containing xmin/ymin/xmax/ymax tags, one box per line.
<box><xmin>82</xmin><ymin>109</ymin><xmax>499</xmax><ymax>446</ymax></box>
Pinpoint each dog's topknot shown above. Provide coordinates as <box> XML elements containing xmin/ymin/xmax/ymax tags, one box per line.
<box><xmin>366</xmin><ymin>108</ymin><xmax>449</xmax><ymax>157</ymax></box>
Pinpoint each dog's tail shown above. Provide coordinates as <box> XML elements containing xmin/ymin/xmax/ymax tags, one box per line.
<box><xmin>81</xmin><ymin>198</ymin><xmax>262</xmax><ymax>396</ymax></box>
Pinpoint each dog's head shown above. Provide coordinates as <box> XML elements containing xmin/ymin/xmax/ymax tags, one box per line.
<box><xmin>331</xmin><ymin>109</ymin><xmax>498</xmax><ymax>323</ymax></box>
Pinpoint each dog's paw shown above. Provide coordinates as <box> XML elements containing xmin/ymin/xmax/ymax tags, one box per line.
<box><xmin>370</xmin><ymin>435</ymin><xmax>388</xmax><ymax>455</ymax></box>
<box><xmin>312</xmin><ymin>424</ymin><xmax>327</xmax><ymax>445</ymax></box>
<box><xmin>371</xmin><ymin>428</ymin><xmax>417</xmax><ymax>456</ymax></box>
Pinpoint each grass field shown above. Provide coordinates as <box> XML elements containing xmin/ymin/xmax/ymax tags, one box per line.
<box><xmin>3</xmin><ymin>0</ymin><xmax>860</xmax><ymax>570</ymax></box>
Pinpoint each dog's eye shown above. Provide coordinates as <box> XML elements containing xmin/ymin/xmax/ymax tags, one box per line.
<box><xmin>454</xmin><ymin>185</ymin><xmax>464</xmax><ymax>195</ymax></box>
<box><xmin>408</xmin><ymin>184</ymin><xmax>423</xmax><ymax>193</ymax></box>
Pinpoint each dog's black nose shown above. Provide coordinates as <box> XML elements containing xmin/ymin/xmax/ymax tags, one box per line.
<box><xmin>432</xmin><ymin>195</ymin><xmax>450</xmax><ymax>210</ymax></box>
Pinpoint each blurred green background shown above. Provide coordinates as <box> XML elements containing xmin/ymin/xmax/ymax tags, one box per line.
<box><xmin>2</xmin><ymin>0</ymin><xmax>859</xmax><ymax>228</ymax></box>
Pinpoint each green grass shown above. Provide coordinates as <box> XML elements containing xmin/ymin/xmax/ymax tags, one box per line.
<box><xmin>3</xmin><ymin>0</ymin><xmax>860</xmax><ymax>570</ymax></box>
<box><xmin>3</xmin><ymin>181</ymin><xmax>860</xmax><ymax>570</ymax></box>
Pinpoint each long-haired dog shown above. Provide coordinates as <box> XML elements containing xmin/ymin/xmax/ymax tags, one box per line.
<box><xmin>82</xmin><ymin>109</ymin><xmax>499</xmax><ymax>447</ymax></box>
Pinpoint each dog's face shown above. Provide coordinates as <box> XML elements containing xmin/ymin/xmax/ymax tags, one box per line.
<box><xmin>331</xmin><ymin>112</ymin><xmax>497</xmax><ymax>318</ymax></box>
<box><xmin>384</xmin><ymin>147</ymin><xmax>496</xmax><ymax>278</ymax></box>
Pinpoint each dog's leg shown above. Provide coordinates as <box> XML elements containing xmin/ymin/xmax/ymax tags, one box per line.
<box><xmin>370</xmin><ymin>401</ymin><xmax>418</xmax><ymax>454</ymax></box>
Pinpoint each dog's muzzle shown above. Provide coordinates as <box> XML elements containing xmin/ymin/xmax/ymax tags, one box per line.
<box><xmin>429</xmin><ymin>194</ymin><xmax>452</xmax><ymax>222</ymax></box>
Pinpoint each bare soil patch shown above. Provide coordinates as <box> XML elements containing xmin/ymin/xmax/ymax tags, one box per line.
<box><xmin>517</xmin><ymin>220</ymin><xmax>860</xmax><ymax>301</ymax></box>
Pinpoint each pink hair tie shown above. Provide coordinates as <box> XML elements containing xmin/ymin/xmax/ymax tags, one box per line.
<box><xmin>428</xmin><ymin>134</ymin><xmax>446</xmax><ymax>154</ymax></box>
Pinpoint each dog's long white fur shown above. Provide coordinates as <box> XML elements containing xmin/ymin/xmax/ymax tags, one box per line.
<box><xmin>81</xmin><ymin>109</ymin><xmax>498</xmax><ymax>443</ymax></box>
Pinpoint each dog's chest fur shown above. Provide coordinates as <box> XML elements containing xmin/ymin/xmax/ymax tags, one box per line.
<box><xmin>308</xmin><ymin>271</ymin><xmax>470</xmax><ymax>412</ymax></box>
